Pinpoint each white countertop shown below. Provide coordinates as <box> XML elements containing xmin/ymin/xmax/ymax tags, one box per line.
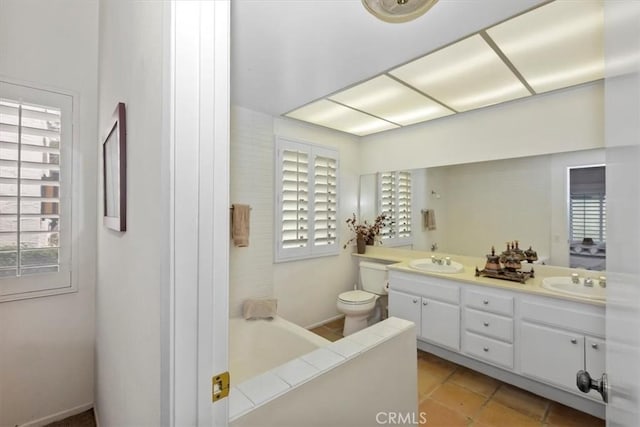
<box><xmin>353</xmin><ymin>246</ymin><xmax>605</xmax><ymax>307</ymax></box>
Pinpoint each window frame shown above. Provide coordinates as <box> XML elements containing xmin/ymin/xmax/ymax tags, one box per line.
<box><xmin>274</xmin><ymin>136</ymin><xmax>340</xmax><ymax>262</ymax></box>
<box><xmin>0</xmin><ymin>79</ymin><xmax>77</xmax><ymax>302</ymax></box>
<box><xmin>378</xmin><ymin>170</ymin><xmax>413</xmax><ymax>247</ymax></box>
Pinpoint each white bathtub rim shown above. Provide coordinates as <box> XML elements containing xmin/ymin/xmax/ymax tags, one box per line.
<box><xmin>229</xmin><ymin>317</ymin><xmax>415</xmax><ymax>422</ymax></box>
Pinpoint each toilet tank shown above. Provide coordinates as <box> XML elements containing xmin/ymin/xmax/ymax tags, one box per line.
<box><xmin>359</xmin><ymin>261</ymin><xmax>389</xmax><ymax>294</ymax></box>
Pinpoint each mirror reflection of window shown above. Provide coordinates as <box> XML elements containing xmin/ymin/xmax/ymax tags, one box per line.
<box><xmin>568</xmin><ymin>165</ymin><xmax>606</xmax><ymax>270</ymax></box>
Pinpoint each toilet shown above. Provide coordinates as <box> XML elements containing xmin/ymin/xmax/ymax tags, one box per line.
<box><xmin>337</xmin><ymin>261</ymin><xmax>389</xmax><ymax>336</ymax></box>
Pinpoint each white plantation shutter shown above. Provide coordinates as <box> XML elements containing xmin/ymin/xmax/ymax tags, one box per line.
<box><xmin>313</xmin><ymin>154</ymin><xmax>337</xmax><ymax>247</ymax></box>
<box><xmin>276</xmin><ymin>138</ymin><xmax>339</xmax><ymax>261</ymax></box>
<box><xmin>379</xmin><ymin>172</ymin><xmax>396</xmax><ymax>239</ymax></box>
<box><xmin>0</xmin><ymin>81</ymin><xmax>73</xmax><ymax>300</ymax></box>
<box><xmin>281</xmin><ymin>149</ymin><xmax>309</xmax><ymax>249</ymax></box>
<box><xmin>397</xmin><ymin>171</ymin><xmax>412</xmax><ymax>238</ymax></box>
<box><xmin>379</xmin><ymin>170</ymin><xmax>412</xmax><ymax>245</ymax></box>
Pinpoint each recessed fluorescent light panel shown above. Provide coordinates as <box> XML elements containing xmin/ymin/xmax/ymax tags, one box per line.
<box><xmin>487</xmin><ymin>0</ymin><xmax>604</xmax><ymax>94</ymax></box>
<box><xmin>389</xmin><ymin>34</ymin><xmax>531</xmax><ymax>112</ymax></box>
<box><xmin>329</xmin><ymin>75</ymin><xmax>454</xmax><ymax>126</ymax></box>
<box><xmin>285</xmin><ymin>99</ymin><xmax>399</xmax><ymax>136</ymax></box>
<box><xmin>283</xmin><ymin>1</ymin><xmax>605</xmax><ymax>137</ymax></box>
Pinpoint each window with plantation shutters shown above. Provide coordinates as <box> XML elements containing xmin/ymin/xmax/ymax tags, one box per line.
<box><xmin>379</xmin><ymin>170</ymin><xmax>412</xmax><ymax>246</ymax></box>
<box><xmin>0</xmin><ymin>81</ymin><xmax>73</xmax><ymax>301</ymax></box>
<box><xmin>275</xmin><ymin>137</ymin><xmax>339</xmax><ymax>261</ymax></box>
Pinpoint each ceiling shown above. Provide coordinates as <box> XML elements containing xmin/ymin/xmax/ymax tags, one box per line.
<box><xmin>230</xmin><ymin>0</ymin><xmax>547</xmax><ymax>118</ymax></box>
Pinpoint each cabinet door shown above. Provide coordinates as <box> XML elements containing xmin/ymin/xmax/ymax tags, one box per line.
<box><xmin>521</xmin><ymin>322</ymin><xmax>584</xmax><ymax>392</ymax></box>
<box><xmin>421</xmin><ymin>298</ymin><xmax>460</xmax><ymax>351</ymax></box>
<box><xmin>585</xmin><ymin>336</ymin><xmax>606</xmax><ymax>400</ymax></box>
<box><xmin>388</xmin><ymin>290</ymin><xmax>421</xmax><ymax>335</ymax></box>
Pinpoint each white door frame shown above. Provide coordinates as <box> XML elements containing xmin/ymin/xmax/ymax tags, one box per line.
<box><xmin>604</xmin><ymin>1</ymin><xmax>640</xmax><ymax>426</ymax></box>
<box><xmin>165</xmin><ymin>1</ymin><xmax>230</xmax><ymax>426</ymax></box>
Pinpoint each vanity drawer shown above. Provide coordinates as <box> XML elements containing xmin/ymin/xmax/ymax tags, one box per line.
<box><xmin>464</xmin><ymin>308</ymin><xmax>513</xmax><ymax>343</ymax></box>
<box><xmin>390</xmin><ymin>271</ymin><xmax>459</xmax><ymax>304</ymax></box>
<box><xmin>463</xmin><ymin>331</ymin><xmax>514</xmax><ymax>369</ymax></box>
<box><xmin>466</xmin><ymin>290</ymin><xmax>513</xmax><ymax>316</ymax></box>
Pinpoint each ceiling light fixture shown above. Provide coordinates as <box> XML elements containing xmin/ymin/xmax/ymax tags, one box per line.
<box><xmin>362</xmin><ymin>0</ymin><xmax>439</xmax><ymax>23</ymax></box>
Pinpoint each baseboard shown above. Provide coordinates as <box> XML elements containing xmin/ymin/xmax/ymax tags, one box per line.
<box><xmin>305</xmin><ymin>313</ymin><xmax>344</xmax><ymax>330</ymax></box>
<box><xmin>19</xmin><ymin>402</ymin><xmax>93</xmax><ymax>427</ymax></box>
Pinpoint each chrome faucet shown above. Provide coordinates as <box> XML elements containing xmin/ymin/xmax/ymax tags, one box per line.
<box><xmin>598</xmin><ymin>276</ymin><xmax>607</xmax><ymax>288</ymax></box>
<box><xmin>571</xmin><ymin>273</ymin><xmax>580</xmax><ymax>284</ymax></box>
<box><xmin>445</xmin><ymin>256</ymin><xmax>451</xmax><ymax>266</ymax></box>
<box><xmin>584</xmin><ymin>277</ymin><xmax>594</xmax><ymax>287</ymax></box>
<box><xmin>430</xmin><ymin>255</ymin><xmax>443</xmax><ymax>265</ymax></box>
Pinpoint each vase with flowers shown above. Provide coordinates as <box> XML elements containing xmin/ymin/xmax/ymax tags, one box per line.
<box><xmin>343</xmin><ymin>213</ymin><xmax>388</xmax><ymax>254</ymax></box>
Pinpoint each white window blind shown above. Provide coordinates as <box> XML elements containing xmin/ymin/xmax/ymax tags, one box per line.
<box><xmin>276</xmin><ymin>137</ymin><xmax>339</xmax><ymax>261</ymax></box>
<box><xmin>379</xmin><ymin>170</ymin><xmax>412</xmax><ymax>245</ymax></box>
<box><xmin>0</xmin><ymin>81</ymin><xmax>73</xmax><ymax>301</ymax></box>
<box><xmin>569</xmin><ymin>166</ymin><xmax>606</xmax><ymax>243</ymax></box>
<box><xmin>570</xmin><ymin>194</ymin><xmax>606</xmax><ymax>242</ymax></box>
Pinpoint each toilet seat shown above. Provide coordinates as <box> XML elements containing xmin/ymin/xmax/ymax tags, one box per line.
<box><xmin>338</xmin><ymin>290</ymin><xmax>376</xmax><ymax>305</ymax></box>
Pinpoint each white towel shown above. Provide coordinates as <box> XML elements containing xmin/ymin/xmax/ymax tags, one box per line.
<box><xmin>243</xmin><ymin>299</ymin><xmax>277</xmax><ymax>320</ymax></box>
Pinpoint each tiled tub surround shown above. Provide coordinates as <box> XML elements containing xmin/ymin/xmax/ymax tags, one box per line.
<box><xmin>229</xmin><ymin>317</ymin><xmax>418</xmax><ymax>427</ymax></box>
<box><xmin>355</xmin><ymin>247</ymin><xmax>606</xmax><ymax>419</ymax></box>
<box><xmin>230</xmin><ymin>317</ymin><xmax>332</xmax><ymax>384</ymax></box>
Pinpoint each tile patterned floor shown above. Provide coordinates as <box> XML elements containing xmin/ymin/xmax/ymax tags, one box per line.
<box><xmin>310</xmin><ymin>317</ymin><xmax>605</xmax><ymax>427</ymax></box>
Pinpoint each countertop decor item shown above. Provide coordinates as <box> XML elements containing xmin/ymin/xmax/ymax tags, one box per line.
<box><xmin>343</xmin><ymin>213</ymin><xmax>388</xmax><ymax>253</ymax></box>
<box><xmin>476</xmin><ymin>243</ymin><xmax>536</xmax><ymax>284</ymax></box>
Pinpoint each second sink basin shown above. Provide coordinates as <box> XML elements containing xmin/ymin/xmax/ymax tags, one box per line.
<box><xmin>541</xmin><ymin>277</ymin><xmax>606</xmax><ymax>301</ymax></box>
<box><xmin>408</xmin><ymin>258</ymin><xmax>464</xmax><ymax>274</ymax></box>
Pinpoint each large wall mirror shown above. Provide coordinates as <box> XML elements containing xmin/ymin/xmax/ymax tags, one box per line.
<box><xmin>358</xmin><ymin>148</ymin><xmax>606</xmax><ymax>271</ymax></box>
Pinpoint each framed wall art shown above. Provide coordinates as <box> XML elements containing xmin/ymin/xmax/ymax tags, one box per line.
<box><xmin>102</xmin><ymin>102</ymin><xmax>127</xmax><ymax>231</ymax></box>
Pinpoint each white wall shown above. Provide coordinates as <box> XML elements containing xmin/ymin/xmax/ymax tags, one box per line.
<box><xmin>230</xmin><ymin>106</ymin><xmax>360</xmax><ymax>328</ymax></box>
<box><xmin>96</xmin><ymin>0</ymin><xmax>167</xmax><ymax>425</ymax></box>
<box><xmin>0</xmin><ymin>1</ymin><xmax>98</xmax><ymax>425</ymax></box>
<box><xmin>359</xmin><ymin>82</ymin><xmax>604</xmax><ymax>174</ymax></box>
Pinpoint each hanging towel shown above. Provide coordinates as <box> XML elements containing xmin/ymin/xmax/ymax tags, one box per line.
<box><xmin>424</xmin><ymin>209</ymin><xmax>437</xmax><ymax>231</ymax></box>
<box><xmin>232</xmin><ymin>204</ymin><xmax>251</xmax><ymax>247</ymax></box>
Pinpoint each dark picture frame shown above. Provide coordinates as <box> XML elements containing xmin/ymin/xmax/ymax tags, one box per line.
<box><xmin>102</xmin><ymin>102</ymin><xmax>127</xmax><ymax>231</ymax></box>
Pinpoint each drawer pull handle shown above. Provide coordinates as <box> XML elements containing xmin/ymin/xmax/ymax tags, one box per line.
<box><xmin>483</xmin><ymin>322</ymin><xmax>489</xmax><ymax>327</ymax></box>
<box><xmin>592</xmin><ymin>343</ymin><xmax>599</xmax><ymax>349</ymax></box>
<box><xmin>571</xmin><ymin>338</ymin><xmax>578</xmax><ymax>344</ymax></box>
<box><xmin>423</xmin><ymin>301</ymin><xmax>428</xmax><ymax>306</ymax></box>
<box><xmin>483</xmin><ymin>300</ymin><xmax>489</xmax><ymax>305</ymax></box>
<box><xmin>483</xmin><ymin>347</ymin><xmax>489</xmax><ymax>352</ymax></box>
<box><xmin>412</xmin><ymin>298</ymin><xmax>418</xmax><ymax>304</ymax></box>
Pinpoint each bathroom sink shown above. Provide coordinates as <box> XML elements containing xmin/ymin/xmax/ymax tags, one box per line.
<box><xmin>408</xmin><ymin>258</ymin><xmax>464</xmax><ymax>274</ymax></box>
<box><xmin>541</xmin><ymin>277</ymin><xmax>606</xmax><ymax>301</ymax></box>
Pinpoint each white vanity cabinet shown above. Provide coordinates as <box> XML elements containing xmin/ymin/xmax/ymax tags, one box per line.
<box><xmin>388</xmin><ymin>271</ymin><xmax>460</xmax><ymax>351</ymax></box>
<box><xmin>387</xmin><ymin>267</ymin><xmax>606</xmax><ymax>417</ymax></box>
<box><xmin>519</xmin><ymin>297</ymin><xmax>606</xmax><ymax>401</ymax></box>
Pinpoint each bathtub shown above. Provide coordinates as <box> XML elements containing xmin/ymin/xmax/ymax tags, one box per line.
<box><xmin>229</xmin><ymin>316</ymin><xmax>331</xmax><ymax>384</ymax></box>
<box><xmin>229</xmin><ymin>316</ymin><xmax>419</xmax><ymax>427</ymax></box>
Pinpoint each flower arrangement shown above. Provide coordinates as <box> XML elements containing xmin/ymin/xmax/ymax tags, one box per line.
<box><xmin>343</xmin><ymin>213</ymin><xmax>389</xmax><ymax>249</ymax></box>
